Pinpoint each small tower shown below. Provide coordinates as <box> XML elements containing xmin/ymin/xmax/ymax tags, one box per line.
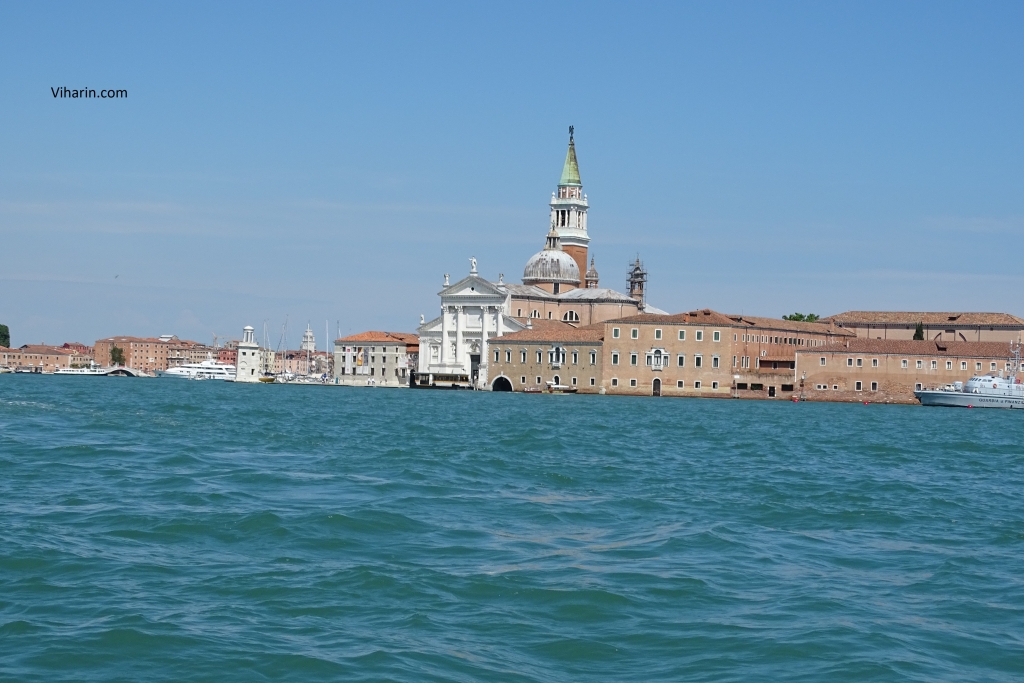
<box><xmin>301</xmin><ymin>324</ymin><xmax>316</xmax><ymax>352</ymax></box>
<box><xmin>627</xmin><ymin>256</ymin><xmax>647</xmax><ymax>308</ymax></box>
<box><xmin>585</xmin><ymin>256</ymin><xmax>600</xmax><ymax>288</ymax></box>
<box><xmin>235</xmin><ymin>325</ymin><xmax>261</xmax><ymax>383</ymax></box>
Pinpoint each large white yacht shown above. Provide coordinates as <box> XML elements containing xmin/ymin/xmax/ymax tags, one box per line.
<box><xmin>158</xmin><ymin>355</ymin><xmax>237</xmax><ymax>381</ymax></box>
<box><xmin>915</xmin><ymin>343</ymin><xmax>1024</xmax><ymax>409</ymax></box>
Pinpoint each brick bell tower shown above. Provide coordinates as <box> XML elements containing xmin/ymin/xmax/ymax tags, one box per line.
<box><xmin>549</xmin><ymin>126</ymin><xmax>590</xmax><ymax>288</ymax></box>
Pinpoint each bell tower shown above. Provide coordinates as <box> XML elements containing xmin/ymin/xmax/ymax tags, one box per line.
<box><xmin>550</xmin><ymin>126</ymin><xmax>590</xmax><ymax>287</ymax></box>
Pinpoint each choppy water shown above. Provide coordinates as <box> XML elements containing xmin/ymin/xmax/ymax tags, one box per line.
<box><xmin>1</xmin><ymin>376</ymin><xmax>1023</xmax><ymax>681</ymax></box>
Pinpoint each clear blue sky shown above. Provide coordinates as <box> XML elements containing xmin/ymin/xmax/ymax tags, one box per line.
<box><xmin>2</xmin><ymin>2</ymin><xmax>1022</xmax><ymax>348</ymax></box>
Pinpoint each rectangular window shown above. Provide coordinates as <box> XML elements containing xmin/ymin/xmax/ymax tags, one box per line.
<box><xmin>696</xmin><ymin>330</ymin><xmax>704</xmax><ymax>341</ymax></box>
<box><xmin>630</xmin><ymin>379</ymin><xmax>637</xmax><ymax>387</ymax></box>
<box><xmin>694</xmin><ymin>355</ymin><xmax>702</xmax><ymax>368</ymax></box>
<box><xmin>976</xmin><ymin>362</ymin><xmax>982</xmax><ymax>371</ymax></box>
<box><xmin>611</xmin><ymin>378</ymin><xmax>618</xmax><ymax>387</ymax></box>
<box><xmin>506</xmin><ymin>350</ymin><xmax>511</xmax><ymax>363</ymax></box>
<box><xmin>590</xmin><ymin>351</ymin><xmax>596</xmax><ymax>364</ymax></box>
<box><xmin>712</xmin><ymin>381</ymin><xmax>719</xmax><ymax>389</ymax></box>
<box><xmin>961</xmin><ymin>361</ymin><xmax>967</xmax><ymax>370</ymax></box>
<box><xmin>820</xmin><ymin>357</ymin><xmax>826</xmax><ymax>366</ymax></box>
<box><xmin>915</xmin><ymin>383</ymin><xmax>923</xmax><ymax>391</ymax></box>
<box><xmin>630</xmin><ymin>353</ymin><xmax>638</xmax><ymax>366</ymax></box>
<box><xmin>631</xmin><ymin>328</ymin><xmax>639</xmax><ymax>339</ymax></box>
<box><xmin>678</xmin><ymin>330</ymin><xmax>685</xmax><ymax>341</ymax></box>
<box><xmin>855</xmin><ymin>381</ymin><xmax>862</xmax><ymax>391</ymax></box>
<box><xmin>677</xmin><ymin>354</ymin><xmax>685</xmax><ymax>367</ymax></box>
<box><xmin>848</xmin><ymin>358</ymin><xmax>853</xmax><ymax>367</ymax></box>
<box><xmin>612</xmin><ymin>327</ymin><xmax>621</xmax><ymax>338</ymax></box>
<box><xmin>713</xmin><ymin>331</ymin><xmax>721</xmax><ymax>342</ymax></box>
<box><xmin>646</xmin><ymin>355</ymin><xmax>652</xmax><ymax>366</ymax></box>
<box><xmin>856</xmin><ymin>358</ymin><xmax>863</xmax><ymax>367</ymax></box>
<box><xmin>654</xmin><ymin>329</ymin><xmax>662</xmax><ymax>340</ymax></box>
<box><xmin>572</xmin><ymin>377</ymin><xmax>577</xmax><ymax>385</ymax></box>
<box><xmin>732</xmin><ymin>355</ymin><xmax>737</xmax><ymax>367</ymax></box>
<box><xmin>901</xmin><ymin>359</ymin><xmax>908</xmax><ymax>368</ymax></box>
<box><xmin>712</xmin><ymin>355</ymin><xmax>720</xmax><ymax>369</ymax></box>
<box><xmin>677</xmin><ymin>380</ymin><xmax>684</xmax><ymax>388</ymax></box>
<box><xmin>521</xmin><ymin>376</ymin><xmax>526</xmax><ymax>384</ymax></box>
<box><xmin>946</xmin><ymin>361</ymin><xmax>952</xmax><ymax>370</ymax></box>
<box><xmin>521</xmin><ymin>350</ymin><xmax>527</xmax><ymax>363</ymax></box>
<box><xmin>494</xmin><ymin>350</ymin><xmax>499</xmax><ymax>362</ymax></box>
<box><xmin>931</xmin><ymin>360</ymin><xmax>937</xmax><ymax>370</ymax></box>
<box><xmin>694</xmin><ymin>380</ymin><xmax>702</xmax><ymax>389</ymax></box>
<box><xmin>872</xmin><ymin>358</ymin><xmax>878</xmax><ymax>367</ymax></box>
<box><xmin>572</xmin><ymin>351</ymin><xmax>578</xmax><ymax>365</ymax></box>
<box><xmin>536</xmin><ymin>351</ymin><xmax>542</xmax><ymax>363</ymax></box>
<box><xmin>590</xmin><ymin>377</ymin><xmax>595</xmax><ymax>386</ymax></box>
<box><xmin>916</xmin><ymin>360</ymin><xmax>923</xmax><ymax>369</ymax></box>
<box><xmin>734</xmin><ymin>334</ymin><xmax>738</xmax><ymax>341</ymax></box>
<box><xmin>612</xmin><ymin>352</ymin><xmax>619</xmax><ymax>365</ymax></box>
<box><xmin>870</xmin><ymin>381</ymin><xmax>878</xmax><ymax>391</ymax></box>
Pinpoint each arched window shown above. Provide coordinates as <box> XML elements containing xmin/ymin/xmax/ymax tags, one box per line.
<box><xmin>562</xmin><ymin>311</ymin><xmax>580</xmax><ymax>322</ymax></box>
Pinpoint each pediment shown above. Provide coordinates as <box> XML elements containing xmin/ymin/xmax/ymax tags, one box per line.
<box><xmin>439</xmin><ymin>274</ymin><xmax>507</xmax><ymax>300</ymax></box>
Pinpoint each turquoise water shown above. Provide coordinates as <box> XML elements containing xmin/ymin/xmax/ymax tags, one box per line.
<box><xmin>1</xmin><ymin>376</ymin><xmax>1022</xmax><ymax>681</ymax></box>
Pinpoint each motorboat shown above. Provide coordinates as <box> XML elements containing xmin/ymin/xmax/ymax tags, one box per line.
<box><xmin>915</xmin><ymin>343</ymin><xmax>1024</xmax><ymax>409</ymax></box>
<box><xmin>158</xmin><ymin>355</ymin><xmax>236</xmax><ymax>381</ymax></box>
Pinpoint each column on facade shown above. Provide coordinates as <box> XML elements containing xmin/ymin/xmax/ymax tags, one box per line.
<box><xmin>440</xmin><ymin>305</ymin><xmax>448</xmax><ymax>364</ymax></box>
<box><xmin>480</xmin><ymin>305</ymin><xmax>489</xmax><ymax>387</ymax></box>
<box><xmin>454</xmin><ymin>306</ymin><xmax>462</xmax><ymax>367</ymax></box>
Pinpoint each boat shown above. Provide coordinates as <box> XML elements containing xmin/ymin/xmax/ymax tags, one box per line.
<box><xmin>915</xmin><ymin>343</ymin><xmax>1024</xmax><ymax>409</ymax></box>
<box><xmin>157</xmin><ymin>354</ymin><xmax>236</xmax><ymax>381</ymax></box>
<box><xmin>544</xmin><ymin>382</ymin><xmax>578</xmax><ymax>394</ymax></box>
<box><xmin>55</xmin><ymin>364</ymin><xmax>108</xmax><ymax>376</ymax></box>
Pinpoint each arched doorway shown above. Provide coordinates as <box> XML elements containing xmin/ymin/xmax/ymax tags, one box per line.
<box><xmin>492</xmin><ymin>376</ymin><xmax>513</xmax><ymax>392</ymax></box>
<box><xmin>552</xmin><ymin>375</ymin><xmax>560</xmax><ymax>387</ymax></box>
<box><xmin>653</xmin><ymin>378</ymin><xmax>661</xmax><ymax>396</ymax></box>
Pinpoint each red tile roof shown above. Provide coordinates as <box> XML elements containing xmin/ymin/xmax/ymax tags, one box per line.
<box><xmin>822</xmin><ymin>311</ymin><xmax>1024</xmax><ymax>327</ymax></box>
<box><xmin>335</xmin><ymin>331</ymin><xmax>418</xmax><ymax>345</ymax></box>
<box><xmin>605</xmin><ymin>309</ymin><xmax>853</xmax><ymax>335</ymax></box>
<box><xmin>797</xmin><ymin>338</ymin><xmax>1017</xmax><ymax>358</ymax></box>
<box><xmin>492</xmin><ymin>322</ymin><xmax>604</xmax><ymax>344</ymax></box>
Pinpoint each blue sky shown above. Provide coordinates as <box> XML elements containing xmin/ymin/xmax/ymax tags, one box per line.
<box><xmin>2</xmin><ymin>2</ymin><xmax>1022</xmax><ymax>348</ymax></box>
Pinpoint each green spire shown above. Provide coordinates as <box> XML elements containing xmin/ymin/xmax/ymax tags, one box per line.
<box><xmin>559</xmin><ymin>127</ymin><xmax>581</xmax><ymax>186</ymax></box>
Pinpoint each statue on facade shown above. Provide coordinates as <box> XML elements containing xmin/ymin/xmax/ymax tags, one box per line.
<box><xmin>469</xmin><ymin>257</ymin><xmax>477</xmax><ymax>274</ymax></box>
<box><xmin>443</xmin><ymin>273</ymin><xmax>450</xmax><ymax>287</ymax></box>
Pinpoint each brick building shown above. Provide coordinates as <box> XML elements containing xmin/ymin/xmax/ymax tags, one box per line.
<box><xmin>488</xmin><ymin>320</ymin><xmax>604</xmax><ymax>392</ymax></box>
<box><xmin>822</xmin><ymin>311</ymin><xmax>1024</xmax><ymax>343</ymax></box>
<box><xmin>795</xmin><ymin>339</ymin><xmax>1021</xmax><ymax>403</ymax></box>
<box><xmin>334</xmin><ymin>332</ymin><xmax>418</xmax><ymax>387</ymax></box>
<box><xmin>1</xmin><ymin>345</ymin><xmax>76</xmax><ymax>372</ymax></box>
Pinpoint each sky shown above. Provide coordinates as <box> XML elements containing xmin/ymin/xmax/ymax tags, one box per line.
<box><xmin>2</xmin><ymin>2</ymin><xmax>1023</xmax><ymax>349</ymax></box>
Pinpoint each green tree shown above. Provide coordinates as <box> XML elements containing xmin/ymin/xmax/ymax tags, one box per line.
<box><xmin>782</xmin><ymin>313</ymin><xmax>819</xmax><ymax>322</ymax></box>
<box><xmin>913</xmin><ymin>323</ymin><xmax>925</xmax><ymax>340</ymax></box>
<box><xmin>0</xmin><ymin>323</ymin><xmax>9</xmax><ymax>348</ymax></box>
<box><xmin>110</xmin><ymin>346</ymin><xmax>126</xmax><ymax>365</ymax></box>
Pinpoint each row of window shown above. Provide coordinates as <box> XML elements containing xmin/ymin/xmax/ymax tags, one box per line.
<box><xmin>519</xmin><ymin>376</ymin><xmax>596</xmax><ymax>387</ymax></box>
<box><xmin>612</xmin><ymin>328</ymin><xmax>721</xmax><ymax>342</ymax></box>
<box><xmin>611</xmin><ymin>352</ymin><xmax>720</xmax><ymax>368</ymax></box>
<box><xmin>495</xmin><ymin>349</ymin><xmax>599</xmax><ymax>365</ymax></box>
<box><xmin>608</xmin><ymin>378</ymin><xmax>720</xmax><ymax>389</ymax></box>
<box><xmin>825</xmin><ymin>357</ymin><xmax>1006</xmax><ymax>372</ymax></box>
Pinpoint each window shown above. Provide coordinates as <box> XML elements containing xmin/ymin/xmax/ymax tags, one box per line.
<box><xmin>855</xmin><ymin>381</ymin><xmax>862</xmax><ymax>391</ymax></box>
<box><xmin>931</xmin><ymin>360</ymin><xmax>937</xmax><ymax>370</ymax></box>
<box><xmin>536</xmin><ymin>351</ymin><xmax>542</xmax><ymax>363</ymax></box>
<box><xmin>521</xmin><ymin>376</ymin><xmax>526</xmax><ymax>384</ymax></box>
<box><xmin>847</xmin><ymin>358</ymin><xmax>853</xmax><ymax>367</ymax></box>
<box><xmin>732</xmin><ymin>356</ymin><xmax>737</xmax><ymax>367</ymax></box>
<box><xmin>872</xmin><ymin>358</ymin><xmax>878</xmax><ymax>367</ymax></box>
<box><xmin>976</xmin><ymin>362</ymin><xmax>982</xmax><ymax>371</ymax></box>
<box><xmin>535</xmin><ymin>376</ymin><xmax>542</xmax><ymax>384</ymax></box>
<box><xmin>856</xmin><ymin>358</ymin><xmax>863</xmax><ymax>367</ymax></box>
<box><xmin>712</xmin><ymin>381</ymin><xmax>719</xmax><ymax>389</ymax></box>
<box><xmin>677</xmin><ymin>354</ymin><xmax>685</xmax><ymax>367</ymax></box>
<box><xmin>677</xmin><ymin>380</ymin><xmax>684</xmax><ymax>388</ymax></box>
<box><xmin>612</xmin><ymin>328</ymin><xmax>620</xmax><ymax>338</ymax></box>
<box><xmin>696</xmin><ymin>330</ymin><xmax>703</xmax><ymax>341</ymax></box>
<box><xmin>494</xmin><ymin>350</ymin><xmax>499</xmax><ymax>363</ymax></box>
<box><xmin>506</xmin><ymin>350</ymin><xmax>511</xmax><ymax>363</ymax></box>
<box><xmin>654</xmin><ymin>329</ymin><xmax>662</xmax><ymax>340</ymax></box>
<box><xmin>694</xmin><ymin>355</ymin><xmax>702</xmax><ymax>368</ymax></box>
<box><xmin>562</xmin><ymin>311</ymin><xmax>580</xmax><ymax>322</ymax></box>
<box><xmin>901</xmin><ymin>359</ymin><xmax>908</xmax><ymax>368</ymax></box>
<box><xmin>572</xmin><ymin>351</ymin><xmax>578</xmax><ymax>365</ymax></box>
<box><xmin>694</xmin><ymin>381</ymin><xmax>702</xmax><ymax>389</ymax></box>
<box><xmin>646</xmin><ymin>354</ymin><xmax>652</xmax><ymax>366</ymax></box>
<box><xmin>548</xmin><ymin>311</ymin><xmax>552</xmax><ymax>319</ymax></box>
<box><xmin>678</xmin><ymin>330</ymin><xmax>685</xmax><ymax>341</ymax></box>
<box><xmin>532</xmin><ymin>309</ymin><xmax>539</xmax><ymax>318</ymax></box>
<box><xmin>517</xmin><ymin>309</ymin><xmax>522</xmax><ymax>317</ymax></box>
<box><xmin>946</xmin><ymin>361</ymin><xmax>952</xmax><ymax>370</ymax></box>
<box><xmin>571</xmin><ymin>377</ymin><xmax>577</xmax><ymax>385</ymax></box>
<box><xmin>734</xmin><ymin>334</ymin><xmax>738</xmax><ymax>341</ymax></box>
<box><xmin>712</xmin><ymin>355</ymin><xmax>720</xmax><ymax>369</ymax></box>
<box><xmin>961</xmin><ymin>361</ymin><xmax>967</xmax><ymax>370</ymax></box>
<box><xmin>916</xmin><ymin>360</ymin><xmax>923</xmax><ymax>369</ymax></box>
<box><xmin>612</xmin><ymin>352</ymin><xmax>619</xmax><ymax>365</ymax></box>
<box><xmin>833</xmin><ymin>385</ymin><xmax>839</xmax><ymax>390</ymax></box>
<box><xmin>870</xmin><ymin>381</ymin><xmax>878</xmax><ymax>391</ymax></box>
<box><xmin>713</xmin><ymin>331</ymin><xmax>721</xmax><ymax>342</ymax></box>
<box><xmin>590</xmin><ymin>377</ymin><xmax>595</xmax><ymax>386</ymax></box>
<box><xmin>611</xmin><ymin>378</ymin><xmax>619</xmax><ymax>387</ymax></box>
<box><xmin>631</xmin><ymin>328</ymin><xmax>639</xmax><ymax>339</ymax></box>
<box><xmin>630</xmin><ymin>353</ymin><xmax>638</xmax><ymax>366</ymax></box>
<box><xmin>521</xmin><ymin>350</ymin><xmax>527</xmax><ymax>363</ymax></box>
<box><xmin>751</xmin><ymin>383</ymin><xmax>763</xmax><ymax>391</ymax></box>
<box><xmin>991</xmin><ymin>362</ymin><xmax>997</xmax><ymax>371</ymax></box>
<box><xmin>820</xmin><ymin>357</ymin><xmax>826</xmax><ymax>366</ymax></box>
<box><xmin>915</xmin><ymin>383</ymin><xmax>923</xmax><ymax>391</ymax></box>
<box><xmin>630</xmin><ymin>379</ymin><xmax>637</xmax><ymax>387</ymax></box>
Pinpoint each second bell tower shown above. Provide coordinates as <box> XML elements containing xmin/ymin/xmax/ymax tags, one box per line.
<box><xmin>550</xmin><ymin>126</ymin><xmax>590</xmax><ymax>287</ymax></box>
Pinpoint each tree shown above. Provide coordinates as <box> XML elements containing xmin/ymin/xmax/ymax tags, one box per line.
<box><xmin>782</xmin><ymin>313</ymin><xmax>819</xmax><ymax>323</ymax></box>
<box><xmin>913</xmin><ymin>323</ymin><xmax>925</xmax><ymax>340</ymax></box>
<box><xmin>110</xmin><ymin>346</ymin><xmax>126</xmax><ymax>366</ymax></box>
<box><xmin>0</xmin><ymin>323</ymin><xmax>9</xmax><ymax>348</ymax></box>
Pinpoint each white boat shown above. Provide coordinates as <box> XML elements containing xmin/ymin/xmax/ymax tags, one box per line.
<box><xmin>158</xmin><ymin>355</ymin><xmax>236</xmax><ymax>381</ymax></box>
<box><xmin>55</xmin><ymin>366</ymin><xmax>109</xmax><ymax>376</ymax></box>
<box><xmin>915</xmin><ymin>343</ymin><xmax>1024</xmax><ymax>409</ymax></box>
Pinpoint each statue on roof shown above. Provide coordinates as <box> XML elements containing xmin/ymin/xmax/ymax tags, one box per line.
<box><xmin>469</xmin><ymin>257</ymin><xmax>477</xmax><ymax>274</ymax></box>
<box><xmin>569</xmin><ymin>125</ymin><xmax>574</xmax><ymax>142</ymax></box>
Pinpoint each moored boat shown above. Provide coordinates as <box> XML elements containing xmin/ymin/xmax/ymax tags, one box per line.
<box><xmin>915</xmin><ymin>343</ymin><xmax>1024</xmax><ymax>409</ymax></box>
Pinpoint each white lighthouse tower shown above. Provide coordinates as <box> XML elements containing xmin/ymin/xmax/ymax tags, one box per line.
<box><xmin>235</xmin><ymin>325</ymin><xmax>261</xmax><ymax>383</ymax></box>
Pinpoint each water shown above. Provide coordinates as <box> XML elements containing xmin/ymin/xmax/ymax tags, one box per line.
<box><xmin>1</xmin><ymin>376</ymin><xmax>1022</xmax><ymax>681</ymax></box>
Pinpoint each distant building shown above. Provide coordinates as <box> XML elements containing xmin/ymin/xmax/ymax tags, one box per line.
<box><xmin>334</xmin><ymin>331</ymin><xmax>418</xmax><ymax>387</ymax></box>
<box><xmin>1</xmin><ymin>345</ymin><xmax>76</xmax><ymax>373</ymax></box>
<box><xmin>234</xmin><ymin>326</ymin><xmax>261</xmax><ymax>383</ymax></box>
<box><xmin>489</xmin><ymin>320</ymin><xmax>604</xmax><ymax>392</ymax></box>
<box><xmin>822</xmin><ymin>311</ymin><xmax>1024</xmax><ymax>343</ymax></box>
<box><xmin>796</xmin><ymin>339</ymin><xmax>1022</xmax><ymax>403</ymax></box>
<box><xmin>301</xmin><ymin>325</ymin><xmax>316</xmax><ymax>352</ymax></box>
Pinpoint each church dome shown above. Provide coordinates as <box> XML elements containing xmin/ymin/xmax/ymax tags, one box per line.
<box><xmin>523</xmin><ymin>249</ymin><xmax>580</xmax><ymax>285</ymax></box>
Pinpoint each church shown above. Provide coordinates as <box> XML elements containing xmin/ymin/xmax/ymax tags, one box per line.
<box><xmin>416</xmin><ymin>129</ymin><xmax>658</xmax><ymax>389</ymax></box>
